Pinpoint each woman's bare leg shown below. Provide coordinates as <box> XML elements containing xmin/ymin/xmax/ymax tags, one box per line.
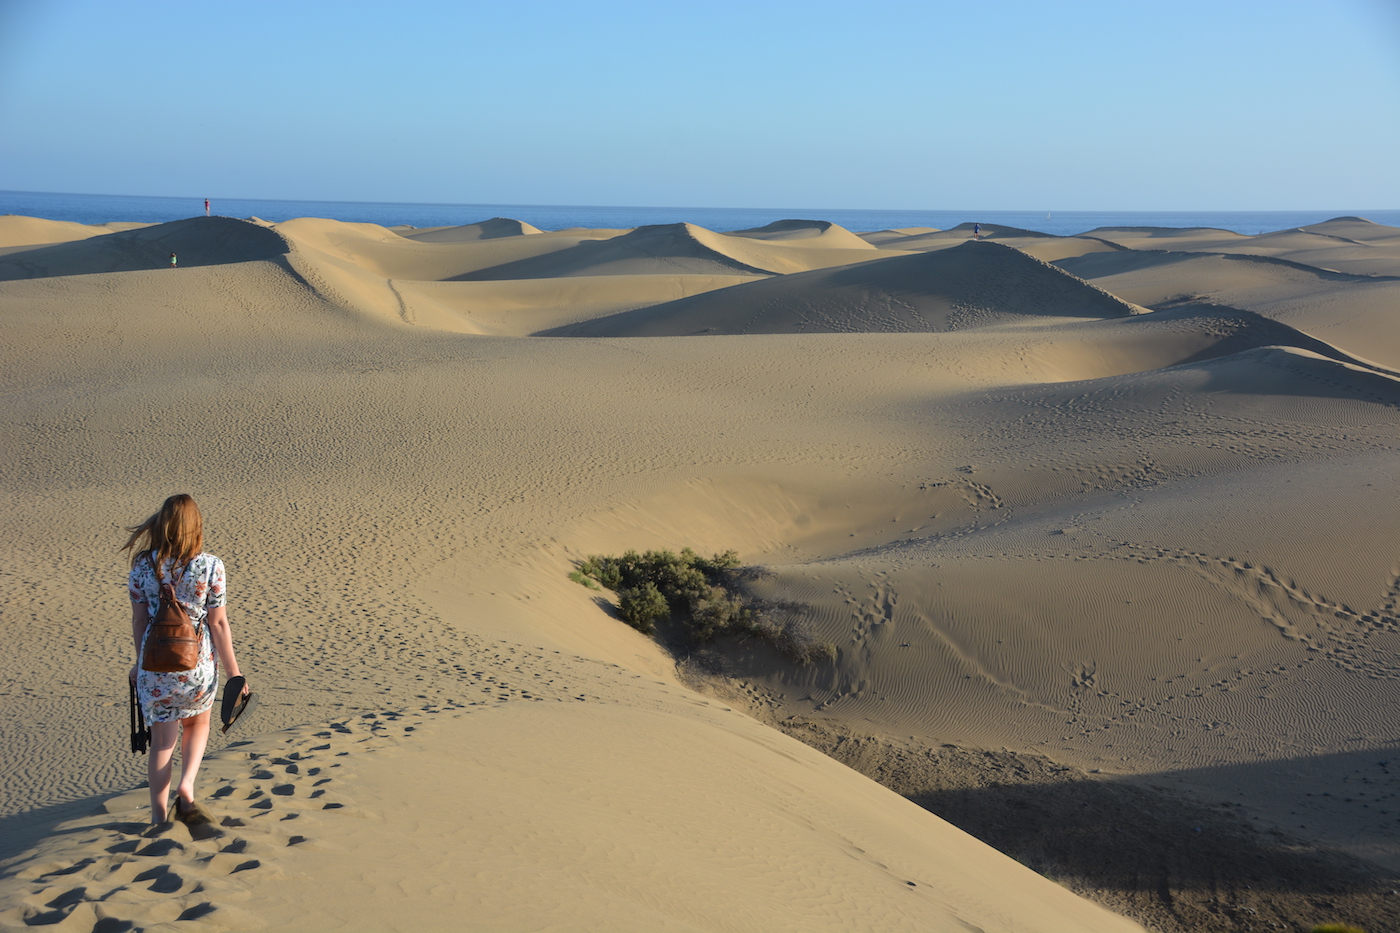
<box><xmin>147</xmin><ymin>720</ymin><xmax>181</xmax><ymax>822</ymax></box>
<box><xmin>175</xmin><ymin>711</ymin><xmax>212</xmax><ymax>807</ymax></box>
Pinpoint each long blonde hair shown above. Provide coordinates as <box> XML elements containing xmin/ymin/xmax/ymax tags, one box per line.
<box><xmin>123</xmin><ymin>494</ymin><xmax>204</xmax><ymax>578</ymax></box>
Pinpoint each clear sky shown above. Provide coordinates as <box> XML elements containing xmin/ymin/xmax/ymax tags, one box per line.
<box><xmin>1</xmin><ymin>0</ymin><xmax>1396</xmax><ymax>211</ymax></box>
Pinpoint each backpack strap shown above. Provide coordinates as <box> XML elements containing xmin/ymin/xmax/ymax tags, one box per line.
<box><xmin>151</xmin><ymin>553</ymin><xmax>204</xmax><ymax>631</ymax></box>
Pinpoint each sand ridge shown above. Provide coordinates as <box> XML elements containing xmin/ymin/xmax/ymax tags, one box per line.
<box><xmin>398</xmin><ymin>216</ymin><xmax>545</xmax><ymax>242</ymax></box>
<box><xmin>0</xmin><ymin>215</ymin><xmax>128</xmax><ymax>251</ymax></box>
<box><xmin>726</xmin><ymin>218</ymin><xmax>877</xmax><ymax>250</ymax></box>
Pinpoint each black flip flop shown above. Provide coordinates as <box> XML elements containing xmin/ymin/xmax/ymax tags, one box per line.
<box><xmin>220</xmin><ymin>676</ymin><xmax>257</xmax><ymax>734</ymax></box>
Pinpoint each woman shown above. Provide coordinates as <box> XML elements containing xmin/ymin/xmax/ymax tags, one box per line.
<box><xmin>124</xmin><ymin>494</ymin><xmax>246</xmax><ymax>825</ymax></box>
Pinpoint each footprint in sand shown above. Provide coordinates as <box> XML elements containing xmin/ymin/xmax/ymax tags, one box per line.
<box><xmin>0</xmin><ymin>705</ymin><xmax>450</xmax><ymax>931</ymax></box>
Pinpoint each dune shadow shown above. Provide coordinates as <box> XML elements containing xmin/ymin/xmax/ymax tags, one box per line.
<box><xmin>775</xmin><ymin>720</ymin><xmax>1400</xmax><ymax>933</ymax></box>
<box><xmin>0</xmin><ymin>216</ymin><xmax>289</xmax><ymax>281</ymax></box>
<box><xmin>0</xmin><ymin>793</ymin><xmax>126</xmax><ymax>864</ymax></box>
<box><xmin>448</xmin><ymin>237</ymin><xmax>616</xmax><ymax>282</ymax></box>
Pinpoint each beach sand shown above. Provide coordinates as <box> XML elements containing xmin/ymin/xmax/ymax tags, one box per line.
<box><xmin>1</xmin><ymin>211</ymin><xmax>1398</xmax><ymax>931</ymax></box>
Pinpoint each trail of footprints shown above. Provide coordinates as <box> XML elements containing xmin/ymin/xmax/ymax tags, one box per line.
<box><xmin>0</xmin><ymin>712</ymin><xmax>418</xmax><ymax>932</ymax></box>
<box><xmin>822</xmin><ymin>540</ymin><xmax>1400</xmax><ymax>745</ymax></box>
<box><xmin>0</xmin><ymin>640</ymin><xmax>627</xmax><ymax>932</ymax></box>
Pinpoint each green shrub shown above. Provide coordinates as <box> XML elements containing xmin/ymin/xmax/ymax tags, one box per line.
<box><xmin>572</xmin><ymin>547</ymin><xmax>831</xmax><ymax>665</ymax></box>
<box><xmin>617</xmin><ymin>581</ymin><xmax>669</xmax><ymax>634</ymax></box>
<box><xmin>1310</xmin><ymin>925</ymin><xmax>1365</xmax><ymax>933</ymax></box>
<box><xmin>690</xmin><ymin>585</ymin><xmax>756</xmax><ymax>641</ymax></box>
<box><xmin>568</xmin><ymin>570</ymin><xmax>601</xmax><ymax>590</ymax></box>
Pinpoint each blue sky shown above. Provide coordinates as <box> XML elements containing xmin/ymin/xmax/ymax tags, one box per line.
<box><xmin>1</xmin><ymin>0</ymin><xmax>1396</xmax><ymax>210</ymax></box>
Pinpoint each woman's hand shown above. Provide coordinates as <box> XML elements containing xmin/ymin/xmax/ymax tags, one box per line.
<box><xmin>129</xmin><ymin>664</ymin><xmax>138</xmax><ymax>685</ymax></box>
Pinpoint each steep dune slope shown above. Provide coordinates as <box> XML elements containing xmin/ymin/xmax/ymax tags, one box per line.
<box><xmin>0</xmin><ymin>216</ymin><xmax>290</xmax><ymax>280</ymax></box>
<box><xmin>398</xmin><ymin>216</ymin><xmax>545</xmax><ymax>242</ymax></box>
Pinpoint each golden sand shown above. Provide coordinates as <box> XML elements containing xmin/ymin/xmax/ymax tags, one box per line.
<box><xmin>2</xmin><ymin>211</ymin><xmax>1398</xmax><ymax>931</ymax></box>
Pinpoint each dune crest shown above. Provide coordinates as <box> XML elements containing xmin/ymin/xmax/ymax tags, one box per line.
<box><xmin>0</xmin><ymin>215</ymin><xmax>115</xmax><ymax>250</ymax></box>
<box><xmin>400</xmin><ymin>216</ymin><xmax>544</xmax><ymax>242</ymax></box>
<box><xmin>727</xmin><ymin>218</ymin><xmax>876</xmax><ymax>250</ymax></box>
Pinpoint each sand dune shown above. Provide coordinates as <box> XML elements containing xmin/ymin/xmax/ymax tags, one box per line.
<box><xmin>1001</xmin><ymin>303</ymin><xmax>1400</xmax><ymax>385</ymax></box>
<box><xmin>1086</xmin><ymin>217</ymin><xmax>1400</xmax><ymax>277</ymax></box>
<box><xmin>273</xmin><ymin>216</ymin><xmax>594</xmax><ymax>282</ymax></box>
<box><xmin>3</xmin><ymin>208</ymin><xmax>1398</xmax><ymax>933</ymax></box>
<box><xmin>861</xmin><ymin>222</ymin><xmax>1052</xmax><ymax>252</ymax></box>
<box><xmin>0</xmin><ymin>700</ymin><xmax>1143</xmax><ymax>933</ymax></box>
<box><xmin>1054</xmin><ymin>242</ymin><xmax>1392</xmax><ymax>300</ymax></box>
<box><xmin>548</xmin><ymin>239</ymin><xmax>1144</xmax><ymax>336</ymax></box>
<box><xmin>457</xmin><ymin>222</ymin><xmax>778</xmax><ymax>278</ymax></box>
<box><xmin>0</xmin><ymin>215</ymin><xmax>117</xmax><ymax>250</ymax></box>
<box><xmin>726</xmin><ymin>218</ymin><xmax>876</xmax><ymax>250</ymax></box>
<box><xmin>1057</xmin><ymin>245</ymin><xmax>1400</xmax><ymax>367</ymax></box>
<box><xmin>1084</xmin><ymin>224</ymin><xmax>1246</xmax><ymax>244</ymax></box>
<box><xmin>0</xmin><ymin>216</ymin><xmax>289</xmax><ymax>280</ymax></box>
<box><xmin>388</xmin><ymin>273</ymin><xmax>762</xmax><ymax>335</ymax></box>
<box><xmin>458</xmin><ymin>221</ymin><xmax>894</xmax><ymax>280</ymax></box>
<box><xmin>857</xmin><ymin>226</ymin><xmax>939</xmax><ymax>247</ymax></box>
<box><xmin>269</xmin><ymin>219</ymin><xmax>763</xmax><ymax>334</ymax></box>
<box><xmin>399</xmin><ymin>216</ymin><xmax>545</xmax><ymax>242</ymax></box>
<box><xmin>1015</xmin><ymin>234</ymin><xmax>1124</xmax><ymax>263</ymax></box>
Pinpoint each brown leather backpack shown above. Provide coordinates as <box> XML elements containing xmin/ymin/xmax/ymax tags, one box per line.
<box><xmin>141</xmin><ymin>565</ymin><xmax>201</xmax><ymax>673</ymax></box>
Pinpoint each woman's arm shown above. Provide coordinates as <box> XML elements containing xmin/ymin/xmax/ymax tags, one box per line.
<box><xmin>205</xmin><ymin>605</ymin><xmax>246</xmax><ymax>689</ymax></box>
<box><xmin>129</xmin><ymin>599</ymin><xmax>149</xmax><ymax>683</ymax></box>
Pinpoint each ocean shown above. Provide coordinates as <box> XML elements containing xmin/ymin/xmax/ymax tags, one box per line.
<box><xmin>2</xmin><ymin>189</ymin><xmax>1397</xmax><ymax>238</ymax></box>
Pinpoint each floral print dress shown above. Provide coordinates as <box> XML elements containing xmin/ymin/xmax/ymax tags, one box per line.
<box><xmin>129</xmin><ymin>552</ymin><xmax>226</xmax><ymax>723</ymax></box>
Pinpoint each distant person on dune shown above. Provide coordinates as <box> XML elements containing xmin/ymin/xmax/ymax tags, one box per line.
<box><xmin>169</xmin><ymin>252</ymin><xmax>177</xmax><ymax>269</ymax></box>
<box><xmin>204</xmin><ymin>199</ymin><xmax>209</xmax><ymax>217</ymax></box>
<box><xmin>973</xmin><ymin>223</ymin><xmax>981</xmax><ymax>240</ymax></box>
<box><xmin>125</xmin><ymin>494</ymin><xmax>249</xmax><ymax>826</ymax></box>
